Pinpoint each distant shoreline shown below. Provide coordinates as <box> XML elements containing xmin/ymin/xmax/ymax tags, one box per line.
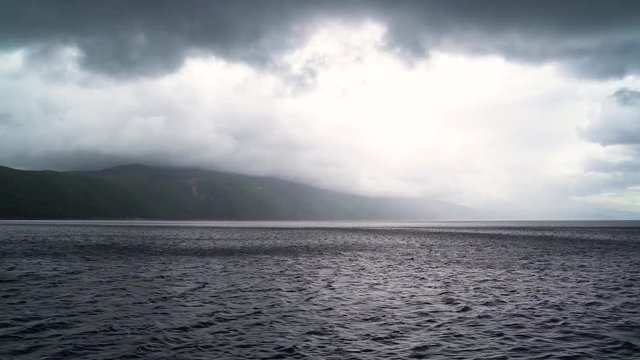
<box><xmin>2</xmin><ymin>219</ymin><xmax>640</xmax><ymax>229</ymax></box>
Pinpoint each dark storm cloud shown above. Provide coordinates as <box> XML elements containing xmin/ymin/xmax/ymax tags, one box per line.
<box><xmin>379</xmin><ymin>1</ymin><xmax>640</xmax><ymax>78</ymax></box>
<box><xmin>1</xmin><ymin>0</ymin><xmax>639</xmax><ymax>78</ymax></box>
<box><xmin>0</xmin><ymin>0</ymin><xmax>324</xmax><ymax>76</ymax></box>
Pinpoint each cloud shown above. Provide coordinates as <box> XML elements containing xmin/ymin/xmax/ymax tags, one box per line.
<box><xmin>2</xmin><ymin>1</ymin><xmax>640</xmax><ymax>78</ymax></box>
<box><xmin>574</xmin><ymin>87</ymin><xmax>640</xmax><ymax>211</ymax></box>
<box><xmin>580</xmin><ymin>87</ymin><xmax>640</xmax><ymax>146</ymax></box>
<box><xmin>575</xmin><ymin>186</ymin><xmax>640</xmax><ymax>212</ymax></box>
<box><xmin>0</xmin><ymin>1</ymin><xmax>321</xmax><ymax>76</ymax></box>
<box><xmin>613</xmin><ymin>87</ymin><xmax>640</xmax><ymax>106</ymax></box>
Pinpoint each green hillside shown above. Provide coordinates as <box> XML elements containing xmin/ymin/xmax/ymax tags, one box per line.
<box><xmin>0</xmin><ymin>165</ymin><xmax>148</xmax><ymax>219</ymax></box>
<box><xmin>0</xmin><ymin>164</ymin><xmax>470</xmax><ymax>220</ymax></box>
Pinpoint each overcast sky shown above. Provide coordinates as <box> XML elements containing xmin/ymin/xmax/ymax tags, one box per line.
<box><xmin>1</xmin><ymin>0</ymin><xmax>639</xmax><ymax>218</ymax></box>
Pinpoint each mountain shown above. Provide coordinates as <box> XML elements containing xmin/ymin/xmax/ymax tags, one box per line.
<box><xmin>0</xmin><ymin>165</ymin><xmax>149</xmax><ymax>219</ymax></box>
<box><xmin>0</xmin><ymin>164</ymin><xmax>473</xmax><ymax>220</ymax></box>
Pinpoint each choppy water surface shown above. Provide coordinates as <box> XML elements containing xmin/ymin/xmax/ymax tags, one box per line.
<box><xmin>1</xmin><ymin>221</ymin><xmax>639</xmax><ymax>359</ymax></box>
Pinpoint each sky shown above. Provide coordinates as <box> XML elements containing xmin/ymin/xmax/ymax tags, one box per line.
<box><xmin>1</xmin><ymin>0</ymin><xmax>640</xmax><ymax>219</ymax></box>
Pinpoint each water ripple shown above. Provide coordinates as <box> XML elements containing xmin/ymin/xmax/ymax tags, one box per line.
<box><xmin>1</xmin><ymin>223</ymin><xmax>639</xmax><ymax>359</ymax></box>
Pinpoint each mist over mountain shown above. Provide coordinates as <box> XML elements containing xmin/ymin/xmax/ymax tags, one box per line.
<box><xmin>2</xmin><ymin>1</ymin><xmax>640</xmax><ymax>218</ymax></box>
<box><xmin>0</xmin><ymin>164</ymin><xmax>477</xmax><ymax>220</ymax></box>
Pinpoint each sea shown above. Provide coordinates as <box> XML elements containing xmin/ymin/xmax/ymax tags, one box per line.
<box><xmin>1</xmin><ymin>220</ymin><xmax>639</xmax><ymax>359</ymax></box>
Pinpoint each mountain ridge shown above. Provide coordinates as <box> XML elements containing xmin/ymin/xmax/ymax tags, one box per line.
<box><xmin>0</xmin><ymin>164</ymin><xmax>474</xmax><ymax>220</ymax></box>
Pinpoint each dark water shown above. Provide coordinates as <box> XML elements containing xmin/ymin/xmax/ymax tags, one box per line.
<box><xmin>1</xmin><ymin>221</ymin><xmax>639</xmax><ymax>359</ymax></box>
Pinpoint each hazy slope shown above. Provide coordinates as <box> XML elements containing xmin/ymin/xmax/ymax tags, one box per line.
<box><xmin>74</xmin><ymin>164</ymin><xmax>385</xmax><ymax>220</ymax></box>
<box><xmin>0</xmin><ymin>164</ymin><xmax>473</xmax><ymax>220</ymax></box>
